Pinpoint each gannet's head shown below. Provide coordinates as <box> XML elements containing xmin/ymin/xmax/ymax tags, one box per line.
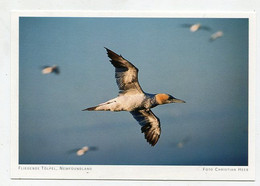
<box><xmin>155</xmin><ymin>93</ymin><xmax>185</xmax><ymax>105</ymax></box>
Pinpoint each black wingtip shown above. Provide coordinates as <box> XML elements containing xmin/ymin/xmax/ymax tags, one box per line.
<box><xmin>104</xmin><ymin>47</ymin><xmax>114</xmax><ymax>56</ymax></box>
<box><xmin>104</xmin><ymin>47</ymin><xmax>111</xmax><ymax>53</ymax></box>
<box><xmin>104</xmin><ymin>47</ymin><xmax>116</xmax><ymax>54</ymax></box>
<box><xmin>53</xmin><ymin>66</ymin><xmax>60</xmax><ymax>74</ymax></box>
<box><xmin>104</xmin><ymin>47</ymin><xmax>124</xmax><ymax>61</ymax></box>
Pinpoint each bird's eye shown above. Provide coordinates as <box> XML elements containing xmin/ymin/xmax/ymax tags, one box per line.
<box><xmin>168</xmin><ymin>95</ymin><xmax>174</xmax><ymax>100</ymax></box>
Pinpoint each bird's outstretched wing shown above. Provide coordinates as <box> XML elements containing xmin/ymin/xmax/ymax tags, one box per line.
<box><xmin>42</xmin><ymin>65</ymin><xmax>51</xmax><ymax>69</ymax></box>
<box><xmin>105</xmin><ymin>48</ymin><xmax>144</xmax><ymax>95</ymax></box>
<box><xmin>130</xmin><ymin>109</ymin><xmax>161</xmax><ymax>146</ymax></box>
<box><xmin>200</xmin><ymin>25</ymin><xmax>211</xmax><ymax>31</ymax></box>
<box><xmin>181</xmin><ymin>23</ymin><xmax>193</xmax><ymax>28</ymax></box>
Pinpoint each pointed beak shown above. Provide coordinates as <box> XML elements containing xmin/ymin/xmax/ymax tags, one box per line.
<box><xmin>171</xmin><ymin>98</ymin><xmax>186</xmax><ymax>103</ymax></box>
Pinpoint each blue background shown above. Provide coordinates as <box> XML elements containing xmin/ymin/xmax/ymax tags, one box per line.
<box><xmin>19</xmin><ymin>17</ymin><xmax>248</xmax><ymax>165</ymax></box>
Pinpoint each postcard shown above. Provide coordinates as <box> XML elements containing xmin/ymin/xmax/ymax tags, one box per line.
<box><xmin>11</xmin><ymin>11</ymin><xmax>256</xmax><ymax>180</ymax></box>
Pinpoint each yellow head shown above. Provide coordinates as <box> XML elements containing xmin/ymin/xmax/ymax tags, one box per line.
<box><xmin>155</xmin><ymin>93</ymin><xmax>185</xmax><ymax>105</ymax></box>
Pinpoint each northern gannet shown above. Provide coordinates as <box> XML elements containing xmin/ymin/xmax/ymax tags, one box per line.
<box><xmin>210</xmin><ymin>31</ymin><xmax>223</xmax><ymax>41</ymax></box>
<box><xmin>68</xmin><ymin>146</ymin><xmax>98</xmax><ymax>156</ymax></box>
<box><xmin>83</xmin><ymin>48</ymin><xmax>185</xmax><ymax>146</ymax></box>
<box><xmin>181</xmin><ymin>23</ymin><xmax>211</xmax><ymax>32</ymax></box>
<box><xmin>41</xmin><ymin>65</ymin><xmax>60</xmax><ymax>74</ymax></box>
<box><xmin>176</xmin><ymin>136</ymin><xmax>191</xmax><ymax>148</ymax></box>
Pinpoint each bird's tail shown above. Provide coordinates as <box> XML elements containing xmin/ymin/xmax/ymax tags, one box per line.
<box><xmin>82</xmin><ymin>106</ymin><xmax>98</xmax><ymax>111</ymax></box>
<box><xmin>82</xmin><ymin>104</ymin><xmax>112</xmax><ymax>111</ymax></box>
<box><xmin>82</xmin><ymin>98</ymin><xmax>117</xmax><ymax>111</ymax></box>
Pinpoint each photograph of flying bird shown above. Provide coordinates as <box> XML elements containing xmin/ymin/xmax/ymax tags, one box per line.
<box><xmin>181</xmin><ymin>23</ymin><xmax>211</xmax><ymax>32</ymax></box>
<box><xmin>67</xmin><ymin>146</ymin><xmax>98</xmax><ymax>156</ymax></box>
<box><xmin>210</xmin><ymin>30</ymin><xmax>224</xmax><ymax>41</ymax></box>
<box><xmin>83</xmin><ymin>48</ymin><xmax>185</xmax><ymax>146</ymax></box>
<box><xmin>41</xmin><ymin>65</ymin><xmax>60</xmax><ymax>74</ymax></box>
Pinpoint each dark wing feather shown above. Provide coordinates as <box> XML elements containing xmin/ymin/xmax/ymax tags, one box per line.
<box><xmin>130</xmin><ymin>109</ymin><xmax>161</xmax><ymax>146</ymax></box>
<box><xmin>105</xmin><ymin>48</ymin><xmax>144</xmax><ymax>94</ymax></box>
<box><xmin>181</xmin><ymin>23</ymin><xmax>192</xmax><ymax>28</ymax></box>
<box><xmin>67</xmin><ymin>148</ymin><xmax>80</xmax><ymax>154</ymax></box>
<box><xmin>53</xmin><ymin>66</ymin><xmax>60</xmax><ymax>74</ymax></box>
<box><xmin>200</xmin><ymin>25</ymin><xmax>211</xmax><ymax>31</ymax></box>
<box><xmin>42</xmin><ymin>65</ymin><xmax>51</xmax><ymax>68</ymax></box>
<box><xmin>88</xmin><ymin>146</ymin><xmax>98</xmax><ymax>151</ymax></box>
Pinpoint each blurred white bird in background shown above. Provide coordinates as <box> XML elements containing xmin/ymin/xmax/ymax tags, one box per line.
<box><xmin>67</xmin><ymin>146</ymin><xmax>98</xmax><ymax>156</ymax></box>
<box><xmin>41</xmin><ymin>65</ymin><xmax>60</xmax><ymax>75</ymax></box>
<box><xmin>176</xmin><ymin>136</ymin><xmax>191</xmax><ymax>148</ymax></box>
<box><xmin>181</xmin><ymin>23</ymin><xmax>211</xmax><ymax>32</ymax></box>
<box><xmin>210</xmin><ymin>31</ymin><xmax>224</xmax><ymax>41</ymax></box>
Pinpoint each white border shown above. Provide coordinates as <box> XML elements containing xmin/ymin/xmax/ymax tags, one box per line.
<box><xmin>11</xmin><ymin>11</ymin><xmax>256</xmax><ymax>180</ymax></box>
